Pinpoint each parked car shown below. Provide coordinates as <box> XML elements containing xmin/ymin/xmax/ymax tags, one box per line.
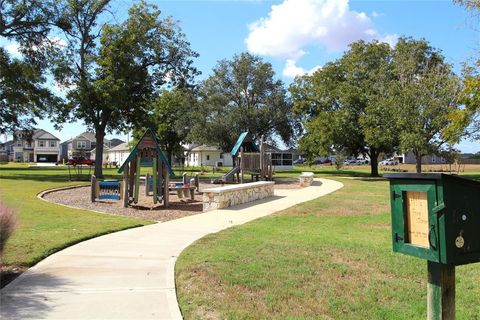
<box><xmin>380</xmin><ymin>158</ymin><xmax>398</xmax><ymax>166</ymax></box>
<box><xmin>293</xmin><ymin>158</ymin><xmax>305</xmax><ymax>164</ymax></box>
<box><xmin>356</xmin><ymin>158</ymin><xmax>369</xmax><ymax>165</ymax></box>
<box><xmin>343</xmin><ymin>159</ymin><xmax>358</xmax><ymax>165</ymax></box>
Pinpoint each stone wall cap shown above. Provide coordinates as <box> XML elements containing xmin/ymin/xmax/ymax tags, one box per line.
<box><xmin>300</xmin><ymin>172</ymin><xmax>314</xmax><ymax>177</ymax></box>
<box><xmin>203</xmin><ymin>181</ymin><xmax>275</xmax><ymax>193</ymax></box>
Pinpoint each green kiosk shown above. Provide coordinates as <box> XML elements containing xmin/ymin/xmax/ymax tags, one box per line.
<box><xmin>385</xmin><ymin>173</ymin><xmax>480</xmax><ymax>320</ymax></box>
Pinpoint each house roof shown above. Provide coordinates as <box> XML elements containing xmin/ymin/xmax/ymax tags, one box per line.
<box><xmin>15</xmin><ymin>129</ymin><xmax>60</xmax><ymax>141</ymax></box>
<box><xmin>107</xmin><ymin>142</ymin><xmax>130</xmax><ymax>152</ymax></box>
<box><xmin>109</xmin><ymin>138</ymin><xmax>125</xmax><ymax>148</ymax></box>
<box><xmin>230</xmin><ymin>131</ymin><xmax>259</xmax><ymax>157</ymax></box>
<box><xmin>117</xmin><ymin>129</ymin><xmax>174</xmax><ymax>177</ymax></box>
<box><xmin>74</xmin><ymin>132</ymin><xmax>111</xmax><ymax>144</ymax></box>
<box><xmin>33</xmin><ymin>129</ymin><xmax>60</xmax><ymax>140</ymax></box>
<box><xmin>191</xmin><ymin>144</ymin><xmax>221</xmax><ymax>152</ymax></box>
<box><xmin>91</xmin><ymin>144</ymin><xmax>110</xmax><ymax>153</ymax></box>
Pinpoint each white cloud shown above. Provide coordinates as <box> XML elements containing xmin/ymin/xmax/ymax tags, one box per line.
<box><xmin>246</xmin><ymin>0</ymin><xmax>379</xmax><ymax>57</ymax></box>
<box><xmin>380</xmin><ymin>33</ymin><xmax>399</xmax><ymax>48</ymax></box>
<box><xmin>282</xmin><ymin>59</ymin><xmax>321</xmax><ymax>78</ymax></box>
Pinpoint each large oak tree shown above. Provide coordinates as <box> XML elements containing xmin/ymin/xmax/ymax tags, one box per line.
<box><xmin>0</xmin><ymin>0</ymin><xmax>64</xmax><ymax>134</ymax></box>
<box><xmin>190</xmin><ymin>52</ymin><xmax>294</xmax><ymax>152</ymax></box>
<box><xmin>290</xmin><ymin>40</ymin><xmax>396</xmax><ymax>177</ymax></box>
<box><xmin>54</xmin><ymin>0</ymin><xmax>198</xmax><ymax>177</ymax></box>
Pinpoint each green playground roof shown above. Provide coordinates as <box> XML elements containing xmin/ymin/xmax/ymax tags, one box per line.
<box><xmin>230</xmin><ymin>131</ymin><xmax>259</xmax><ymax>157</ymax></box>
<box><xmin>117</xmin><ymin>129</ymin><xmax>175</xmax><ymax>177</ymax></box>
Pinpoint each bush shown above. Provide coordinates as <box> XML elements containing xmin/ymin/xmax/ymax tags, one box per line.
<box><xmin>0</xmin><ymin>201</ymin><xmax>17</xmax><ymax>256</ymax></box>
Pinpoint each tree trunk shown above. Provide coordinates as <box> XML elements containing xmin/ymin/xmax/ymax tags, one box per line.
<box><xmin>415</xmin><ymin>152</ymin><xmax>423</xmax><ymax>173</ymax></box>
<box><xmin>369</xmin><ymin>149</ymin><xmax>379</xmax><ymax>177</ymax></box>
<box><xmin>94</xmin><ymin>129</ymin><xmax>105</xmax><ymax>179</ymax></box>
<box><xmin>166</xmin><ymin>149</ymin><xmax>172</xmax><ymax>166</ymax></box>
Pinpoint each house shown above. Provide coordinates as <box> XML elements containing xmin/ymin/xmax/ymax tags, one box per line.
<box><xmin>184</xmin><ymin>144</ymin><xmax>234</xmax><ymax>167</ymax></box>
<box><xmin>105</xmin><ymin>142</ymin><xmax>130</xmax><ymax>166</ymax></box>
<box><xmin>0</xmin><ymin>140</ymin><xmax>14</xmax><ymax>162</ymax></box>
<box><xmin>60</xmin><ymin>132</ymin><xmax>124</xmax><ymax>162</ymax></box>
<box><xmin>12</xmin><ymin>129</ymin><xmax>61</xmax><ymax>163</ymax></box>
<box><xmin>399</xmin><ymin>152</ymin><xmax>447</xmax><ymax>165</ymax></box>
<box><xmin>266</xmin><ymin>145</ymin><xmax>301</xmax><ymax>170</ymax></box>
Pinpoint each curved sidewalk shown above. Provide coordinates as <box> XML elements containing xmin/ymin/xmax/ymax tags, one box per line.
<box><xmin>0</xmin><ymin>178</ymin><xmax>343</xmax><ymax>320</ymax></box>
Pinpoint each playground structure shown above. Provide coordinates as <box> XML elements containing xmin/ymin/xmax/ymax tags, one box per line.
<box><xmin>116</xmin><ymin>129</ymin><xmax>174</xmax><ymax>208</ymax></box>
<box><xmin>214</xmin><ymin>131</ymin><xmax>273</xmax><ymax>184</ymax></box>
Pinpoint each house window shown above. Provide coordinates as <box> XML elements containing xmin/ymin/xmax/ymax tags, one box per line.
<box><xmin>206</xmin><ymin>155</ymin><xmax>210</xmax><ymax>161</ymax></box>
<box><xmin>432</xmin><ymin>156</ymin><xmax>436</xmax><ymax>163</ymax></box>
<box><xmin>16</xmin><ymin>140</ymin><xmax>22</xmax><ymax>147</ymax></box>
<box><xmin>77</xmin><ymin>141</ymin><xmax>87</xmax><ymax>149</ymax></box>
<box><xmin>38</xmin><ymin>140</ymin><xmax>45</xmax><ymax>147</ymax></box>
<box><xmin>49</xmin><ymin>141</ymin><xmax>56</xmax><ymax>147</ymax></box>
<box><xmin>220</xmin><ymin>153</ymin><xmax>223</xmax><ymax>159</ymax></box>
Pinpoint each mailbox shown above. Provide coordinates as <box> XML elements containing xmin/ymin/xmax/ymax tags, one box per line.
<box><xmin>385</xmin><ymin>173</ymin><xmax>480</xmax><ymax>265</ymax></box>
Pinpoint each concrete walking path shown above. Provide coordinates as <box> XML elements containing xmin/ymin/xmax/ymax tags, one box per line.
<box><xmin>0</xmin><ymin>178</ymin><xmax>343</xmax><ymax>320</ymax></box>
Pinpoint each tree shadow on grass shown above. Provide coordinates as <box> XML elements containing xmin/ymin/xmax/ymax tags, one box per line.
<box><xmin>0</xmin><ymin>272</ymin><xmax>71</xmax><ymax>320</ymax></box>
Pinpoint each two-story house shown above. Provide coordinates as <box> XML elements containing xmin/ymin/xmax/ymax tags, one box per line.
<box><xmin>60</xmin><ymin>132</ymin><xmax>124</xmax><ymax>162</ymax></box>
<box><xmin>13</xmin><ymin>129</ymin><xmax>61</xmax><ymax>163</ymax></box>
<box><xmin>0</xmin><ymin>140</ymin><xmax>14</xmax><ymax>162</ymax></box>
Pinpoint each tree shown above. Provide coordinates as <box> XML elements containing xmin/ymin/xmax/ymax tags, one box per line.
<box><xmin>392</xmin><ymin>38</ymin><xmax>463</xmax><ymax>173</ymax></box>
<box><xmin>453</xmin><ymin>0</ymin><xmax>480</xmax><ymax>141</ymax></box>
<box><xmin>54</xmin><ymin>0</ymin><xmax>198</xmax><ymax>178</ymax></box>
<box><xmin>290</xmin><ymin>40</ymin><xmax>396</xmax><ymax>177</ymax></box>
<box><xmin>134</xmin><ymin>88</ymin><xmax>195</xmax><ymax>165</ymax></box>
<box><xmin>0</xmin><ymin>0</ymin><xmax>64</xmax><ymax>134</ymax></box>
<box><xmin>190</xmin><ymin>52</ymin><xmax>294</xmax><ymax>152</ymax></box>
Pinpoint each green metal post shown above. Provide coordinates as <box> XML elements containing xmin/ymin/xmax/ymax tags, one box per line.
<box><xmin>427</xmin><ymin>261</ymin><xmax>455</xmax><ymax>320</ymax></box>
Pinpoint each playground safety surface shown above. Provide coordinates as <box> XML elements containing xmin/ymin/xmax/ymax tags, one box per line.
<box><xmin>42</xmin><ymin>178</ymin><xmax>304</xmax><ymax>221</ymax></box>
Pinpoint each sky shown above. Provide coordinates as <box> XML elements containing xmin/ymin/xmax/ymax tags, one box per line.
<box><xmin>4</xmin><ymin>0</ymin><xmax>480</xmax><ymax>153</ymax></box>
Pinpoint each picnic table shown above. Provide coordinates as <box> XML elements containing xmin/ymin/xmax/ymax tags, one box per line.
<box><xmin>169</xmin><ymin>183</ymin><xmax>196</xmax><ymax>200</ymax></box>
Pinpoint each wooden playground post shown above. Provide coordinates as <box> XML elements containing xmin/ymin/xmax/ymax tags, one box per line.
<box><xmin>158</xmin><ymin>158</ymin><xmax>164</xmax><ymax>200</ymax></box>
<box><xmin>163</xmin><ymin>164</ymin><xmax>169</xmax><ymax>208</ymax></box>
<box><xmin>183</xmin><ymin>172</ymin><xmax>187</xmax><ymax>185</ymax></box>
<box><xmin>145</xmin><ymin>173</ymin><xmax>150</xmax><ymax>197</ymax></box>
<box><xmin>123</xmin><ymin>163</ymin><xmax>129</xmax><ymax>208</ymax></box>
<box><xmin>91</xmin><ymin>175</ymin><xmax>96</xmax><ymax>202</ymax></box>
<box><xmin>152</xmin><ymin>158</ymin><xmax>158</xmax><ymax>204</ymax></box>
<box><xmin>260</xmin><ymin>136</ymin><xmax>265</xmax><ymax>179</ymax></box>
<box><xmin>240</xmin><ymin>147</ymin><xmax>244</xmax><ymax>184</ymax></box>
<box><xmin>128</xmin><ymin>158</ymin><xmax>135</xmax><ymax>200</ymax></box>
<box><xmin>194</xmin><ymin>173</ymin><xmax>200</xmax><ymax>192</ymax></box>
<box><xmin>134</xmin><ymin>154</ymin><xmax>141</xmax><ymax>204</ymax></box>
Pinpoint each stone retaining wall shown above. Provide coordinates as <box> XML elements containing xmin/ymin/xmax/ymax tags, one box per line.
<box><xmin>299</xmin><ymin>172</ymin><xmax>314</xmax><ymax>187</ymax></box>
<box><xmin>202</xmin><ymin>181</ymin><xmax>275</xmax><ymax>211</ymax></box>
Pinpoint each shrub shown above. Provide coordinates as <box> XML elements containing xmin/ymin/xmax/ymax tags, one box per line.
<box><xmin>0</xmin><ymin>201</ymin><xmax>17</xmax><ymax>256</ymax></box>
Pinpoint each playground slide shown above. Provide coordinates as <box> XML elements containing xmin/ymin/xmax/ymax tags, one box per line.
<box><xmin>213</xmin><ymin>166</ymin><xmax>240</xmax><ymax>184</ymax></box>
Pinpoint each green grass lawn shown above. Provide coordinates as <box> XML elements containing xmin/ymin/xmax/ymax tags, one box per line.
<box><xmin>176</xmin><ymin>173</ymin><xmax>480</xmax><ymax>320</ymax></box>
<box><xmin>0</xmin><ymin>164</ymin><xmax>153</xmax><ymax>270</ymax></box>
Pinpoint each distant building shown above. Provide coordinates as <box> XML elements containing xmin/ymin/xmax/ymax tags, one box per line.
<box><xmin>399</xmin><ymin>152</ymin><xmax>447</xmax><ymax>165</ymax></box>
<box><xmin>105</xmin><ymin>142</ymin><xmax>130</xmax><ymax>166</ymax></box>
<box><xmin>60</xmin><ymin>132</ymin><xmax>124</xmax><ymax>162</ymax></box>
<box><xmin>12</xmin><ymin>129</ymin><xmax>61</xmax><ymax>162</ymax></box>
<box><xmin>266</xmin><ymin>145</ymin><xmax>301</xmax><ymax>170</ymax></box>
<box><xmin>184</xmin><ymin>144</ymin><xmax>234</xmax><ymax>167</ymax></box>
<box><xmin>0</xmin><ymin>140</ymin><xmax>14</xmax><ymax>162</ymax></box>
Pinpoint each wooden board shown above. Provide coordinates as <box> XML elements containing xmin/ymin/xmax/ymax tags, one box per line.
<box><xmin>406</xmin><ymin>191</ymin><xmax>430</xmax><ymax>248</ymax></box>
